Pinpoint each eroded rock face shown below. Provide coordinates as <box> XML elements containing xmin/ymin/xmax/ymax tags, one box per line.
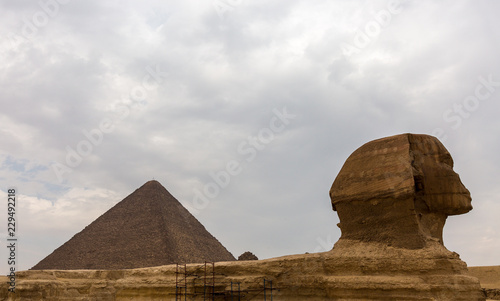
<box><xmin>330</xmin><ymin>133</ymin><xmax>472</xmax><ymax>249</ymax></box>
<box><xmin>0</xmin><ymin>247</ymin><xmax>485</xmax><ymax>301</ymax></box>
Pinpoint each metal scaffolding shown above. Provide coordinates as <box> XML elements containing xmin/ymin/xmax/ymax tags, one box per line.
<box><xmin>203</xmin><ymin>261</ymin><xmax>215</xmax><ymax>301</ymax></box>
<box><xmin>175</xmin><ymin>261</ymin><xmax>219</xmax><ymax>300</ymax></box>
<box><xmin>230</xmin><ymin>281</ymin><xmax>241</xmax><ymax>301</ymax></box>
<box><xmin>263</xmin><ymin>279</ymin><xmax>273</xmax><ymax>301</ymax></box>
<box><xmin>175</xmin><ymin>263</ymin><xmax>187</xmax><ymax>301</ymax></box>
<box><xmin>175</xmin><ymin>261</ymin><xmax>275</xmax><ymax>300</ymax></box>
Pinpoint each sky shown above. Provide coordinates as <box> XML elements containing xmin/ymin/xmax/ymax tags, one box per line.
<box><xmin>0</xmin><ymin>0</ymin><xmax>499</xmax><ymax>272</ymax></box>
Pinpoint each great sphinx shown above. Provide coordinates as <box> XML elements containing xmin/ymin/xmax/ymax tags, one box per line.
<box><xmin>1</xmin><ymin>134</ymin><xmax>486</xmax><ymax>300</ymax></box>
<box><xmin>331</xmin><ymin>133</ymin><xmax>473</xmax><ymax>249</ymax></box>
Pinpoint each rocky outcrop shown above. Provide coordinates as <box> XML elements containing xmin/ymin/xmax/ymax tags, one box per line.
<box><xmin>0</xmin><ymin>246</ymin><xmax>485</xmax><ymax>300</ymax></box>
<box><xmin>1</xmin><ymin>134</ymin><xmax>486</xmax><ymax>300</ymax></box>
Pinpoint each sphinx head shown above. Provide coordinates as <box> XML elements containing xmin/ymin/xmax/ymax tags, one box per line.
<box><xmin>330</xmin><ymin>134</ymin><xmax>472</xmax><ymax>249</ymax></box>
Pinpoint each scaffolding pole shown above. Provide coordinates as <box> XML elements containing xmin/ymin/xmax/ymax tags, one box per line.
<box><xmin>211</xmin><ymin>262</ymin><xmax>215</xmax><ymax>301</ymax></box>
<box><xmin>230</xmin><ymin>281</ymin><xmax>241</xmax><ymax>301</ymax></box>
<box><xmin>264</xmin><ymin>279</ymin><xmax>273</xmax><ymax>301</ymax></box>
<box><xmin>175</xmin><ymin>264</ymin><xmax>188</xmax><ymax>301</ymax></box>
<box><xmin>203</xmin><ymin>261</ymin><xmax>215</xmax><ymax>301</ymax></box>
<box><xmin>184</xmin><ymin>264</ymin><xmax>187</xmax><ymax>301</ymax></box>
<box><xmin>203</xmin><ymin>262</ymin><xmax>207</xmax><ymax>301</ymax></box>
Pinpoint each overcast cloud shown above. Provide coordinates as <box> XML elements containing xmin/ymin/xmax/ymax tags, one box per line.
<box><xmin>0</xmin><ymin>0</ymin><xmax>499</xmax><ymax>272</ymax></box>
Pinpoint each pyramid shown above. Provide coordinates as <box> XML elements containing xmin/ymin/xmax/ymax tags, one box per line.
<box><xmin>31</xmin><ymin>180</ymin><xmax>235</xmax><ymax>270</ymax></box>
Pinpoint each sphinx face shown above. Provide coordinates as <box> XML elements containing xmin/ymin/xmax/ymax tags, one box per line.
<box><xmin>410</xmin><ymin>134</ymin><xmax>472</xmax><ymax>215</ymax></box>
<box><xmin>330</xmin><ymin>134</ymin><xmax>473</xmax><ymax>249</ymax></box>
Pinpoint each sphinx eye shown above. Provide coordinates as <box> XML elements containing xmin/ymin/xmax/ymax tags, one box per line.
<box><xmin>414</xmin><ymin>174</ymin><xmax>424</xmax><ymax>192</ymax></box>
<box><xmin>440</xmin><ymin>153</ymin><xmax>453</xmax><ymax>167</ymax></box>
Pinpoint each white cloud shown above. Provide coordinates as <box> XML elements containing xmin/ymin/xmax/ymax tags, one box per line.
<box><xmin>0</xmin><ymin>188</ymin><xmax>122</xmax><ymax>271</ymax></box>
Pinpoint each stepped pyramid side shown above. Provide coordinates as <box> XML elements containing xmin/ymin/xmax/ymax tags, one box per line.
<box><xmin>31</xmin><ymin>180</ymin><xmax>235</xmax><ymax>270</ymax></box>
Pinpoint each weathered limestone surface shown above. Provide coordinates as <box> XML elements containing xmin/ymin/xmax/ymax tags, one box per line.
<box><xmin>0</xmin><ymin>133</ymin><xmax>487</xmax><ymax>300</ymax></box>
<box><xmin>330</xmin><ymin>133</ymin><xmax>472</xmax><ymax>249</ymax></box>
<box><xmin>0</xmin><ymin>245</ymin><xmax>486</xmax><ymax>300</ymax></box>
<box><xmin>469</xmin><ymin>266</ymin><xmax>500</xmax><ymax>300</ymax></box>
